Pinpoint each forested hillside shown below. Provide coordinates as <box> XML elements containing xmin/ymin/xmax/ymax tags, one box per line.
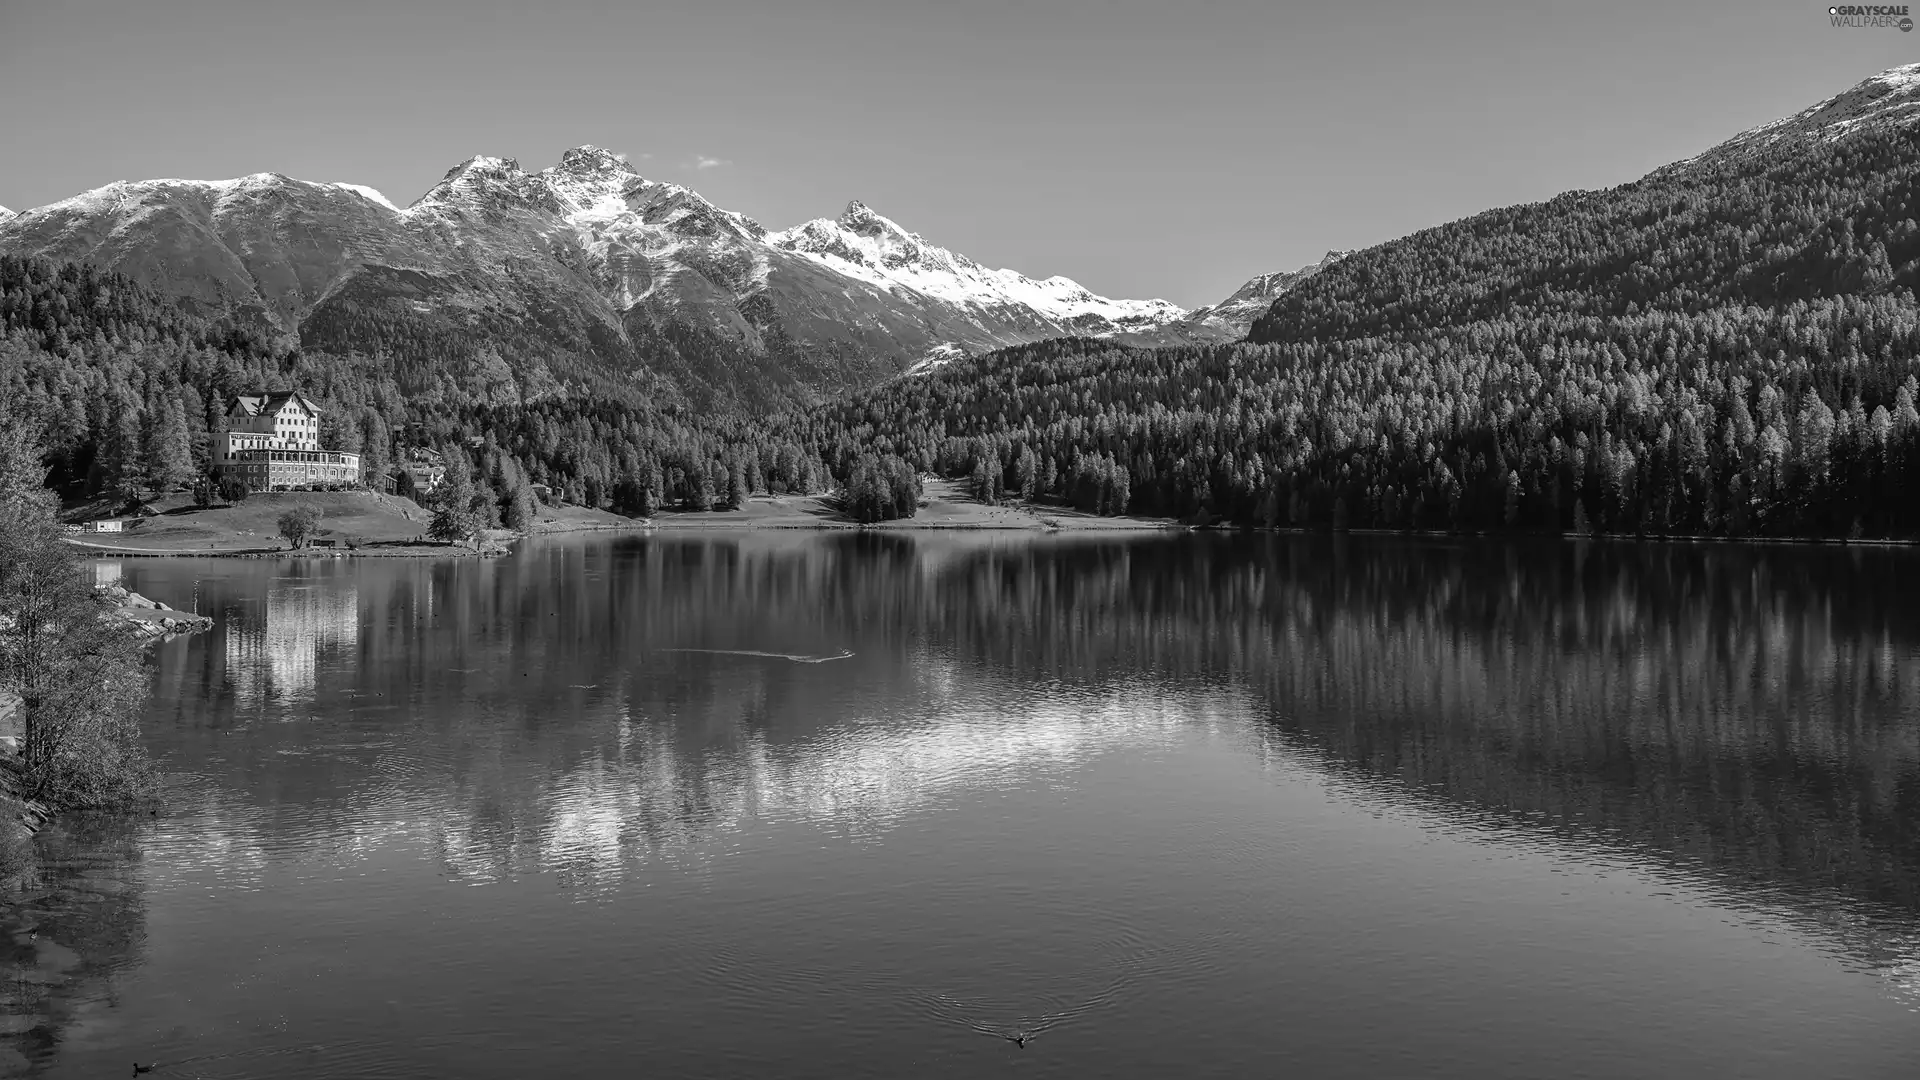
<box><xmin>788</xmin><ymin>66</ymin><xmax>1920</xmax><ymax>538</ymax></box>
<box><xmin>0</xmin><ymin>257</ymin><xmax>833</xmax><ymax>522</ymax></box>
<box><xmin>7</xmin><ymin>65</ymin><xmax>1920</xmax><ymax>540</ymax></box>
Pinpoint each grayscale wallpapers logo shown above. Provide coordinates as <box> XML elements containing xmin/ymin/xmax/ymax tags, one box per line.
<box><xmin>1829</xmin><ymin>4</ymin><xmax>1914</xmax><ymax>28</ymax></box>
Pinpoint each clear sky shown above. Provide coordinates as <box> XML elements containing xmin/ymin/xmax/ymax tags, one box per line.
<box><xmin>0</xmin><ymin>0</ymin><xmax>1912</xmax><ymax>308</ymax></box>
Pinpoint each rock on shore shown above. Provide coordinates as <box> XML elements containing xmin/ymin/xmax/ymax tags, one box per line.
<box><xmin>98</xmin><ymin>585</ymin><xmax>212</xmax><ymax>640</ymax></box>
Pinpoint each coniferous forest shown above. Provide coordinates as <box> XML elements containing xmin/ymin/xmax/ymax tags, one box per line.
<box><xmin>3</xmin><ymin>108</ymin><xmax>1919</xmax><ymax>538</ymax></box>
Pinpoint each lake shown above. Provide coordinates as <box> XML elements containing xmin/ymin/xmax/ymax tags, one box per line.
<box><xmin>6</xmin><ymin>533</ymin><xmax>1920</xmax><ymax>1078</ymax></box>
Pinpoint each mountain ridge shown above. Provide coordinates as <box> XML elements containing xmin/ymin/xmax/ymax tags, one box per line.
<box><xmin>0</xmin><ymin>148</ymin><xmax>1275</xmax><ymax>409</ymax></box>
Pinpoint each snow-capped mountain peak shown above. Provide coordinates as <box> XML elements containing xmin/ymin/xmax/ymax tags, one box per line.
<box><xmin>553</xmin><ymin>145</ymin><xmax>640</xmax><ymax>179</ymax></box>
<box><xmin>769</xmin><ymin>201</ymin><xmax>1183</xmax><ymax>330</ymax></box>
<box><xmin>0</xmin><ymin>144</ymin><xmax>1207</xmax><ymax>410</ymax></box>
<box><xmin>839</xmin><ymin>199</ymin><xmax>882</xmax><ymax>228</ymax></box>
<box><xmin>410</xmin><ymin>154</ymin><xmax>562</xmax><ymax>216</ymax></box>
<box><xmin>0</xmin><ymin>206</ymin><xmax>14</xmax><ymax>223</ymax></box>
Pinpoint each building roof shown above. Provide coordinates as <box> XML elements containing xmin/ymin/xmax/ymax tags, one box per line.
<box><xmin>227</xmin><ymin>390</ymin><xmax>321</xmax><ymax>417</ymax></box>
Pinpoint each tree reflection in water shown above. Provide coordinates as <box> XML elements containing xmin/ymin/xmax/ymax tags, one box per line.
<box><xmin>0</xmin><ymin>813</ymin><xmax>148</xmax><ymax>1072</ymax></box>
<box><xmin>69</xmin><ymin>534</ymin><xmax>1920</xmax><ymax>1065</ymax></box>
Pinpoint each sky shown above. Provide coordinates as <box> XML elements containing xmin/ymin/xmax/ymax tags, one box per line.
<box><xmin>0</xmin><ymin>0</ymin><xmax>1913</xmax><ymax>308</ymax></box>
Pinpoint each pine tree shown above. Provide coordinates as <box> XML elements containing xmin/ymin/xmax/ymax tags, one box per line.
<box><xmin>726</xmin><ymin>460</ymin><xmax>749</xmax><ymax>510</ymax></box>
<box><xmin>504</xmin><ymin>481</ymin><xmax>537</xmax><ymax>530</ymax></box>
<box><xmin>143</xmin><ymin>393</ymin><xmax>194</xmax><ymax>496</ymax></box>
<box><xmin>970</xmin><ymin>456</ymin><xmax>994</xmax><ymax>504</ymax></box>
<box><xmin>1014</xmin><ymin>446</ymin><xmax>1038</xmax><ymax>501</ymax></box>
<box><xmin>98</xmin><ymin>402</ymin><xmax>145</xmax><ymax>508</ymax></box>
<box><xmin>428</xmin><ymin>454</ymin><xmax>481</xmax><ymax>548</ymax></box>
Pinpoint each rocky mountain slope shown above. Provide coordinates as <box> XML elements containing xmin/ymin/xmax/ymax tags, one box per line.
<box><xmin>1173</xmin><ymin>250</ymin><xmax>1351</xmax><ymax>339</ymax></box>
<box><xmin>0</xmin><ymin>149</ymin><xmax>1224</xmax><ymax>409</ymax></box>
<box><xmin>1658</xmin><ymin>62</ymin><xmax>1920</xmax><ymax>178</ymax></box>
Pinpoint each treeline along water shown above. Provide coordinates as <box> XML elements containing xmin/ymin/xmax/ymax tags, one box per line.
<box><xmin>13</xmin><ymin>535</ymin><xmax>1919</xmax><ymax>1077</ymax></box>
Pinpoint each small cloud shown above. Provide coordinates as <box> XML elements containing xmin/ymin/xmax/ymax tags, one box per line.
<box><xmin>694</xmin><ymin>155</ymin><xmax>729</xmax><ymax>170</ymax></box>
<box><xmin>640</xmin><ymin>152</ymin><xmax>654</xmax><ymax>161</ymax></box>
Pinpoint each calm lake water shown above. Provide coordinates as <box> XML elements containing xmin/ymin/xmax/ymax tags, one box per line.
<box><xmin>5</xmin><ymin>533</ymin><xmax>1920</xmax><ymax>1077</ymax></box>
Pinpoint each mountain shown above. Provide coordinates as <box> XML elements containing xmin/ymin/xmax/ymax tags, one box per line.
<box><xmin>0</xmin><ymin>206</ymin><xmax>14</xmax><ymax>223</ymax></box>
<box><xmin>1172</xmin><ymin>250</ymin><xmax>1351</xmax><ymax>338</ymax></box>
<box><xmin>0</xmin><ymin>148</ymin><xmax>1199</xmax><ymax>410</ymax></box>
<box><xmin>794</xmin><ymin>63</ymin><xmax>1920</xmax><ymax>541</ymax></box>
<box><xmin>1246</xmin><ymin>62</ymin><xmax>1920</xmax><ymax>347</ymax></box>
<box><xmin>1659</xmin><ymin>62</ymin><xmax>1920</xmax><ymax>177</ymax></box>
<box><xmin>771</xmin><ymin>199</ymin><xmax>1188</xmax><ymax>341</ymax></box>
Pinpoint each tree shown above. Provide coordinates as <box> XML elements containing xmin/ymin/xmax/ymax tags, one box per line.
<box><xmin>1014</xmin><ymin>446</ymin><xmax>1038</xmax><ymax>501</ymax></box>
<box><xmin>970</xmin><ymin>456</ymin><xmax>995</xmax><ymax>504</ymax></box>
<box><xmin>0</xmin><ymin>401</ymin><xmax>48</xmax><ymax>495</ymax></box>
<box><xmin>841</xmin><ymin>453</ymin><xmax>921</xmax><ymax>523</ymax></box>
<box><xmin>142</xmin><ymin>393</ymin><xmax>194</xmax><ymax>495</ymax></box>
<box><xmin>97</xmin><ymin>400</ymin><xmax>146</xmax><ymax>509</ymax></box>
<box><xmin>503</xmin><ymin>479</ymin><xmax>537</xmax><ymax>530</ymax></box>
<box><xmin>277</xmin><ymin>505</ymin><xmax>323</xmax><ymax>549</ymax></box>
<box><xmin>428</xmin><ymin>458</ymin><xmax>481</xmax><ymax>548</ymax></box>
<box><xmin>358</xmin><ymin>411</ymin><xmax>392</xmax><ymax>491</ymax></box>
<box><xmin>726</xmin><ymin>461</ymin><xmax>749</xmax><ymax>510</ymax></box>
<box><xmin>0</xmin><ymin>481</ymin><xmax>154</xmax><ymax>807</ymax></box>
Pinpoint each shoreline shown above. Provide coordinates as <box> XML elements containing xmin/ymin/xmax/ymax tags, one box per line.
<box><xmin>66</xmin><ymin>523</ymin><xmax>1920</xmax><ymax>556</ymax></box>
<box><xmin>60</xmin><ymin>519</ymin><xmax>1184</xmax><ymax>557</ymax></box>
<box><xmin>63</xmin><ymin>538</ymin><xmax>514</xmax><ymax>559</ymax></box>
<box><xmin>1233</xmin><ymin>525</ymin><xmax>1920</xmax><ymax>547</ymax></box>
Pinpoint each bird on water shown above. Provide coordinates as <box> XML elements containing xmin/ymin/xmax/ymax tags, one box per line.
<box><xmin>133</xmin><ymin>1064</ymin><xmax>155</xmax><ymax>1075</ymax></box>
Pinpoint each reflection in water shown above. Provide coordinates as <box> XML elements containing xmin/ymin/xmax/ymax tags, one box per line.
<box><xmin>221</xmin><ymin>566</ymin><xmax>359</xmax><ymax>709</ymax></box>
<box><xmin>532</xmin><ymin>680</ymin><xmax>1251</xmax><ymax>897</ymax></box>
<box><xmin>0</xmin><ymin>816</ymin><xmax>150</xmax><ymax>1073</ymax></box>
<box><xmin>136</xmin><ymin>537</ymin><xmax>1920</xmax><ymax>925</ymax></box>
<box><xmin>49</xmin><ymin>535</ymin><xmax>1920</xmax><ymax>1076</ymax></box>
<box><xmin>142</xmin><ymin>538</ymin><xmax>1920</xmax><ymax>914</ymax></box>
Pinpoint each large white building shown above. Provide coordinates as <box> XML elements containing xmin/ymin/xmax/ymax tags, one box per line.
<box><xmin>214</xmin><ymin>391</ymin><xmax>362</xmax><ymax>493</ymax></box>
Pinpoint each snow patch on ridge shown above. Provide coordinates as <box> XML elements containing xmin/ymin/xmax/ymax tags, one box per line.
<box><xmin>19</xmin><ymin>174</ymin><xmax>412</xmax><ymax>221</ymax></box>
<box><xmin>333</xmin><ymin>184</ymin><xmax>401</xmax><ymax>212</ymax></box>
<box><xmin>1666</xmin><ymin>62</ymin><xmax>1920</xmax><ymax>171</ymax></box>
<box><xmin>904</xmin><ymin>342</ymin><xmax>967</xmax><ymax>377</ymax></box>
